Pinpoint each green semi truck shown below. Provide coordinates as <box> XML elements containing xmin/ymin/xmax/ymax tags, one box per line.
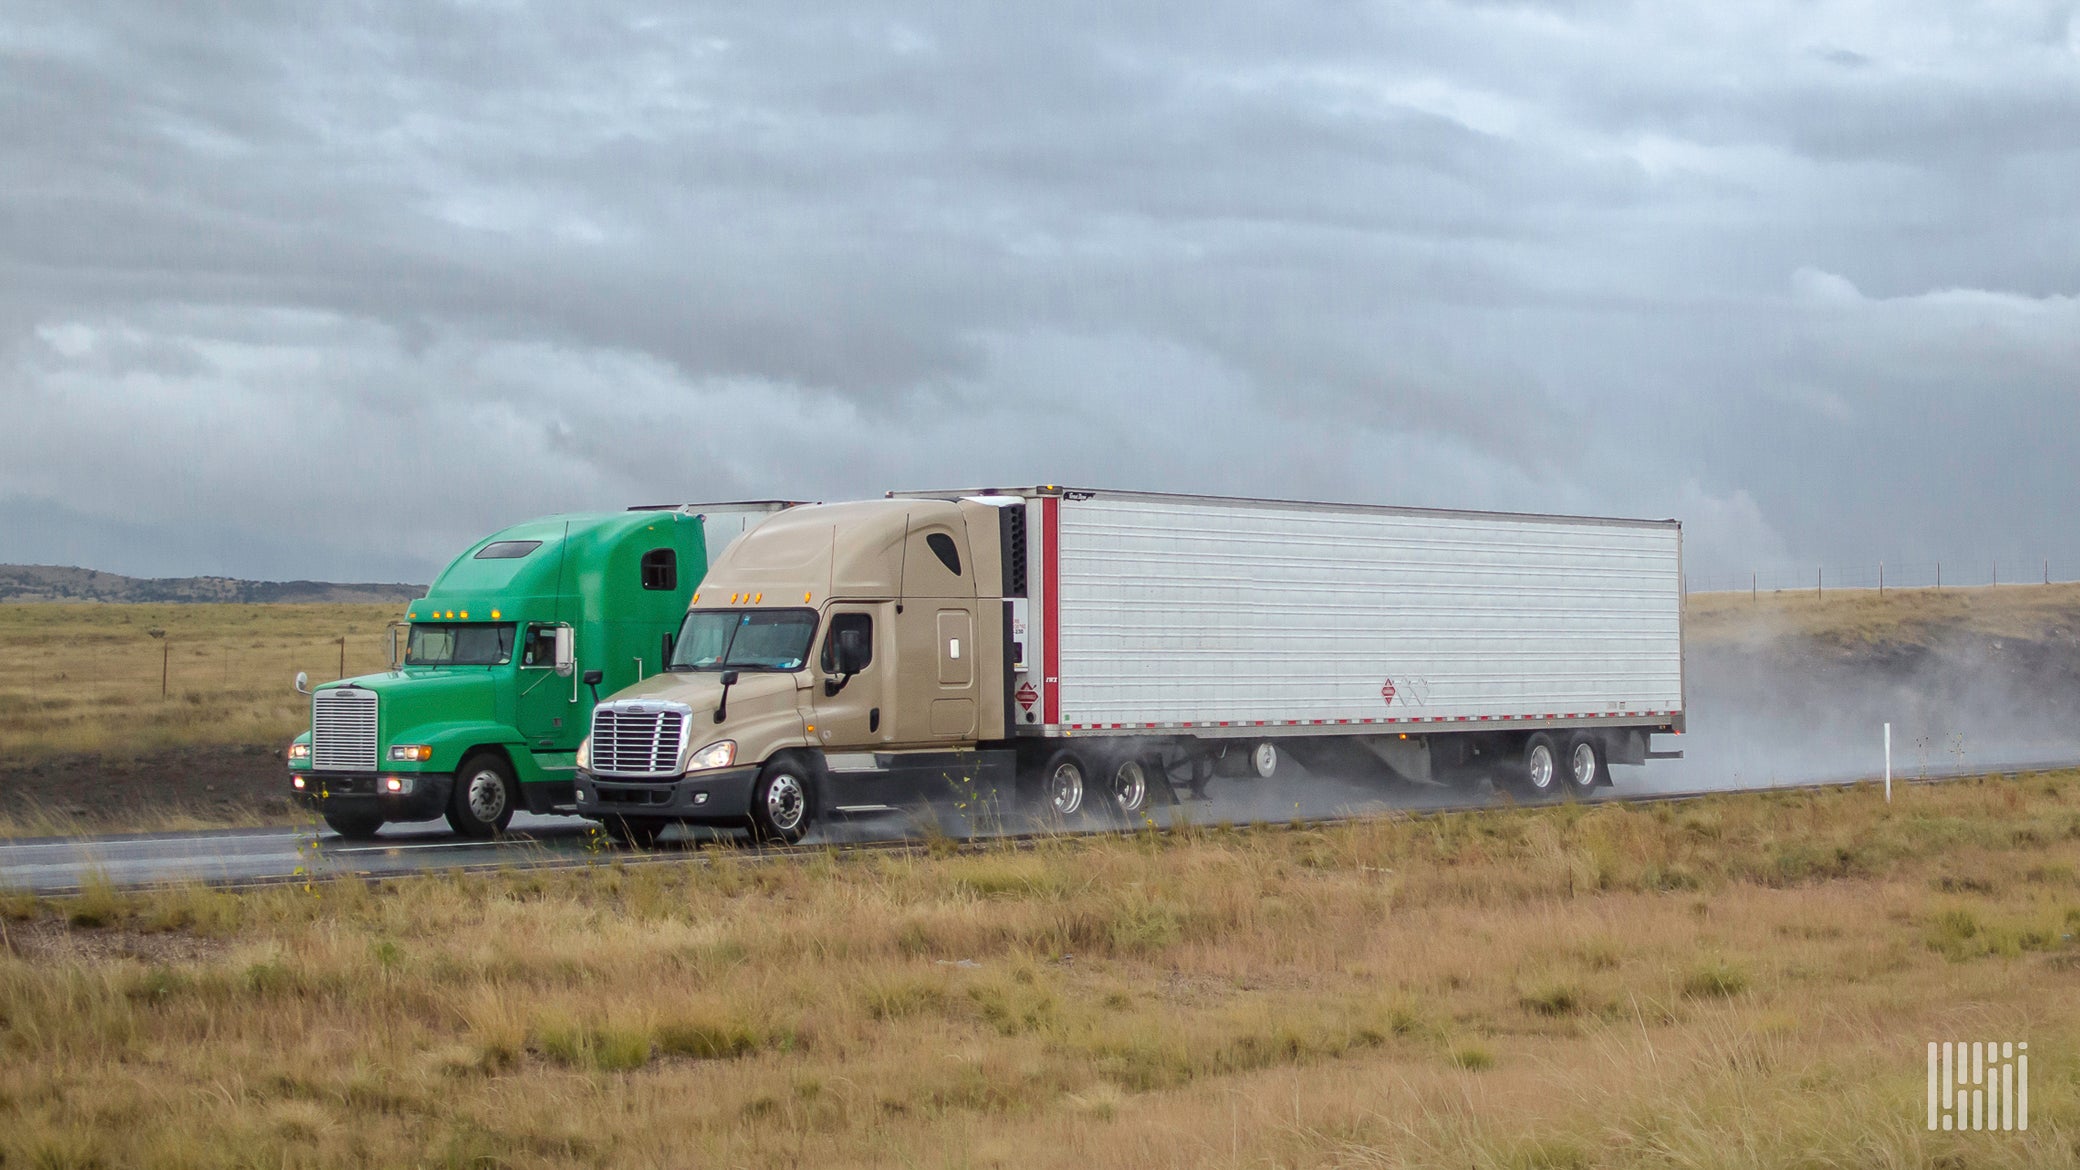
<box><xmin>286</xmin><ymin>503</ymin><xmax>793</xmax><ymax>839</ymax></box>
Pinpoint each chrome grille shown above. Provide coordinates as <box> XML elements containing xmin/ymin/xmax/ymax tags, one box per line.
<box><xmin>590</xmin><ymin>703</ymin><xmax>690</xmax><ymax>777</ymax></box>
<box><xmin>311</xmin><ymin>688</ymin><xmax>378</xmax><ymax>772</ymax></box>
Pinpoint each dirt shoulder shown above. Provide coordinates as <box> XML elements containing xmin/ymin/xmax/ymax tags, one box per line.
<box><xmin>0</xmin><ymin>744</ymin><xmax>301</xmax><ymax>836</ymax></box>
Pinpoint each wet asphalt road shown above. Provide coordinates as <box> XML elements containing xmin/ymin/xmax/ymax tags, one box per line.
<box><xmin>0</xmin><ymin>771</ymin><xmax>1495</xmax><ymax>893</ymax></box>
<box><xmin>4</xmin><ymin>759</ymin><xmax>2066</xmax><ymax>894</ymax></box>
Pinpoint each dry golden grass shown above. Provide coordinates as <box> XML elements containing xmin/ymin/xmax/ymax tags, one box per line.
<box><xmin>3</xmin><ymin>775</ymin><xmax>2075</xmax><ymax>1167</ymax></box>
<box><xmin>0</xmin><ymin>603</ymin><xmax>397</xmax><ymax>757</ymax></box>
<box><xmin>1686</xmin><ymin>581</ymin><xmax>2080</xmax><ymax>651</ymax></box>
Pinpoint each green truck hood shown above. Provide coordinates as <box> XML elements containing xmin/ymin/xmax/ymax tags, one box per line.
<box><xmin>317</xmin><ymin>670</ymin><xmax>500</xmax><ymax>741</ymax></box>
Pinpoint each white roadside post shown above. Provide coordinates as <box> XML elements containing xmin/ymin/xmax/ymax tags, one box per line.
<box><xmin>1885</xmin><ymin>722</ymin><xmax>1892</xmax><ymax>803</ymax></box>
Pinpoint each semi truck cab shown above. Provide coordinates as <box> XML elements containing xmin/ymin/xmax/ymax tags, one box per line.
<box><xmin>287</xmin><ymin>504</ymin><xmax>793</xmax><ymax>839</ymax></box>
<box><xmin>574</xmin><ymin>498</ymin><xmax>1013</xmax><ymax>845</ymax></box>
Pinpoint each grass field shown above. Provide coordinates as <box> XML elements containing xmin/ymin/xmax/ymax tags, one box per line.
<box><xmin>0</xmin><ymin>602</ymin><xmax>397</xmax><ymax>758</ymax></box>
<box><xmin>2</xmin><ymin>774</ymin><xmax>2074</xmax><ymax>1167</ymax></box>
<box><xmin>1685</xmin><ymin>580</ymin><xmax>2080</xmax><ymax>650</ymax></box>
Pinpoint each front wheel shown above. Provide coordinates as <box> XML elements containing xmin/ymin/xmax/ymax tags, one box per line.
<box><xmin>447</xmin><ymin>753</ymin><xmax>517</xmax><ymax>838</ymax></box>
<box><xmin>322</xmin><ymin>809</ymin><xmax>385</xmax><ymax>840</ymax></box>
<box><xmin>749</xmin><ymin>759</ymin><xmax>813</xmax><ymax>844</ymax></box>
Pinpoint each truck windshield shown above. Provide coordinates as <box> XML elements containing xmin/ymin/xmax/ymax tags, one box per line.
<box><xmin>406</xmin><ymin>623</ymin><xmax>516</xmax><ymax>666</ymax></box>
<box><xmin>669</xmin><ymin>609</ymin><xmax>817</xmax><ymax>672</ymax></box>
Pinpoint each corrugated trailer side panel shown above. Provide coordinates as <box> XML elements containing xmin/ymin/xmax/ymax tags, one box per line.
<box><xmin>1049</xmin><ymin>494</ymin><xmax>1682</xmax><ymax>731</ymax></box>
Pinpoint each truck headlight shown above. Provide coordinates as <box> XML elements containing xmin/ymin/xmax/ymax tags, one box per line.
<box><xmin>388</xmin><ymin>745</ymin><xmax>432</xmax><ymax>762</ymax></box>
<box><xmin>287</xmin><ymin>742</ymin><xmax>310</xmax><ymax>762</ymax></box>
<box><xmin>687</xmin><ymin>740</ymin><xmax>736</xmax><ymax>771</ymax></box>
<box><xmin>576</xmin><ymin>736</ymin><xmax>590</xmax><ymax>770</ymax></box>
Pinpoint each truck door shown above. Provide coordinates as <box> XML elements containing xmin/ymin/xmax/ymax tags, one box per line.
<box><xmin>516</xmin><ymin>622</ymin><xmax>576</xmax><ymax>747</ymax></box>
<box><xmin>810</xmin><ymin>604</ymin><xmax>895</xmax><ymax>753</ymax></box>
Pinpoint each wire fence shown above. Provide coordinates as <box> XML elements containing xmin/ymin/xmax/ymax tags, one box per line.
<box><xmin>1684</xmin><ymin>557</ymin><xmax>2076</xmax><ymax>597</ymax></box>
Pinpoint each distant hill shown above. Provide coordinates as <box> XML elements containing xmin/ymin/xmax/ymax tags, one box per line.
<box><xmin>0</xmin><ymin>565</ymin><xmax>425</xmax><ymax>605</ymax></box>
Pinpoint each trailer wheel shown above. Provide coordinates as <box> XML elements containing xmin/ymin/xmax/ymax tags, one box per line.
<box><xmin>1102</xmin><ymin>756</ymin><xmax>1161</xmax><ymax>822</ymax></box>
<box><xmin>322</xmin><ymin>809</ymin><xmax>385</xmax><ymax>840</ymax></box>
<box><xmin>446</xmin><ymin>753</ymin><xmax>517</xmax><ymax>838</ymax></box>
<box><xmin>749</xmin><ymin>758</ymin><xmax>813</xmax><ymax>844</ymax></box>
<box><xmin>601</xmin><ymin>816</ymin><xmax>665</xmax><ymax>848</ymax></box>
<box><xmin>1038</xmin><ymin>749</ymin><xmax>1090</xmax><ymax>822</ymax></box>
<box><xmin>1515</xmin><ymin>733</ymin><xmax>1562</xmax><ymax>798</ymax></box>
<box><xmin>1251</xmin><ymin>742</ymin><xmax>1280</xmax><ymax>780</ymax></box>
<box><xmin>1563</xmin><ymin>735</ymin><xmax>1606</xmax><ymax>796</ymax></box>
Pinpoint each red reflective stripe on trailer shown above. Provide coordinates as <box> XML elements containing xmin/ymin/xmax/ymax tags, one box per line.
<box><xmin>1041</xmin><ymin>495</ymin><xmax>1061</xmax><ymax>727</ymax></box>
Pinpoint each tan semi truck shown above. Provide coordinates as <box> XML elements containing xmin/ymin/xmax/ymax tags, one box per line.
<box><xmin>571</xmin><ymin>486</ymin><xmax>1686</xmax><ymax>845</ymax></box>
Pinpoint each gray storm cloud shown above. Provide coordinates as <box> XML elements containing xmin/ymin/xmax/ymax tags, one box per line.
<box><xmin>2</xmin><ymin>1</ymin><xmax>2077</xmax><ymax>581</ymax></box>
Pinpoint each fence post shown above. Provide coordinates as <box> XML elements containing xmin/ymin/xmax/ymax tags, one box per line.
<box><xmin>1752</xmin><ymin>571</ymin><xmax>1757</xmax><ymax>601</ymax></box>
<box><xmin>1879</xmin><ymin>562</ymin><xmax>1884</xmax><ymax>596</ymax></box>
<box><xmin>1817</xmin><ymin>567</ymin><xmax>1822</xmax><ymax>598</ymax></box>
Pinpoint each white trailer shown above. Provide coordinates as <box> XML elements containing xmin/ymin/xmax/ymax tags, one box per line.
<box><xmin>900</xmin><ymin>485</ymin><xmax>1684</xmax><ymax>799</ymax></box>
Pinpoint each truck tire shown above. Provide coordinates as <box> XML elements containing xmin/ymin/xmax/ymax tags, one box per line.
<box><xmin>602</xmin><ymin>816</ymin><xmax>664</xmax><ymax>849</ymax></box>
<box><xmin>1251</xmin><ymin>742</ymin><xmax>1280</xmax><ymax>780</ymax></box>
<box><xmin>1563</xmin><ymin>734</ymin><xmax>1606</xmax><ymax>796</ymax></box>
<box><xmin>1514</xmin><ymin>733</ymin><xmax>1562</xmax><ymax>799</ymax></box>
<box><xmin>1100</xmin><ymin>755</ymin><xmax>1163</xmax><ymax>824</ymax></box>
<box><xmin>322</xmin><ymin>809</ymin><xmax>385</xmax><ymax>840</ymax></box>
<box><xmin>447</xmin><ymin>753</ymin><xmax>517</xmax><ymax>838</ymax></box>
<box><xmin>1035</xmin><ymin>748</ymin><xmax>1091</xmax><ymax>824</ymax></box>
<box><xmin>749</xmin><ymin>758</ymin><xmax>813</xmax><ymax>844</ymax></box>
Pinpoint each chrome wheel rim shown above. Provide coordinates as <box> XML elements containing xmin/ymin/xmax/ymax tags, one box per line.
<box><xmin>1049</xmin><ymin>761</ymin><xmax>1085</xmax><ymax>816</ymax></box>
<box><xmin>466</xmin><ymin>769</ymin><xmax>507</xmax><ymax>822</ymax></box>
<box><xmin>1111</xmin><ymin>760</ymin><xmax>1148</xmax><ymax>813</ymax></box>
<box><xmin>1526</xmin><ymin>744</ymin><xmax>1555</xmax><ymax>791</ymax></box>
<box><xmin>765</xmin><ymin>772</ymin><xmax>806</xmax><ymax>832</ymax></box>
<box><xmin>1570</xmin><ymin>743</ymin><xmax>1597</xmax><ymax>787</ymax></box>
<box><xmin>1252</xmin><ymin>742</ymin><xmax>1278</xmax><ymax>779</ymax></box>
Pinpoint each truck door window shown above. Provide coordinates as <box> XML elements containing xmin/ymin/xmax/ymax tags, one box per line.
<box><xmin>820</xmin><ymin>613</ymin><xmax>873</xmax><ymax>674</ymax></box>
<box><xmin>640</xmin><ymin>548</ymin><xmax>677</xmax><ymax>591</ymax></box>
<box><xmin>520</xmin><ymin>624</ymin><xmax>557</xmax><ymax>668</ymax></box>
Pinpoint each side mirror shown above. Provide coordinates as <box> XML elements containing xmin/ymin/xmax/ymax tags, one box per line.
<box><xmin>294</xmin><ymin>671</ymin><xmax>310</xmax><ymax>696</ymax></box>
<box><xmin>581</xmin><ymin>669</ymin><xmax>603</xmax><ymax>686</ymax></box>
<box><xmin>387</xmin><ymin>622</ymin><xmax>405</xmax><ymax>670</ymax></box>
<box><xmin>720</xmin><ymin>670</ymin><xmax>741</xmax><ymax>687</ymax></box>
<box><xmin>554</xmin><ymin>627</ymin><xmax>575</xmax><ymax>677</ymax></box>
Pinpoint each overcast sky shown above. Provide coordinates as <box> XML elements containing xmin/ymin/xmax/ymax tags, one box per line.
<box><xmin>3</xmin><ymin>1</ymin><xmax>2076</xmax><ymax>585</ymax></box>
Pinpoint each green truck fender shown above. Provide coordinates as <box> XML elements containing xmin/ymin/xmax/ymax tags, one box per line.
<box><xmin>395</xmin><ymin>723</ymin><xmax>531</xmax><ymax>778</ymax></box>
